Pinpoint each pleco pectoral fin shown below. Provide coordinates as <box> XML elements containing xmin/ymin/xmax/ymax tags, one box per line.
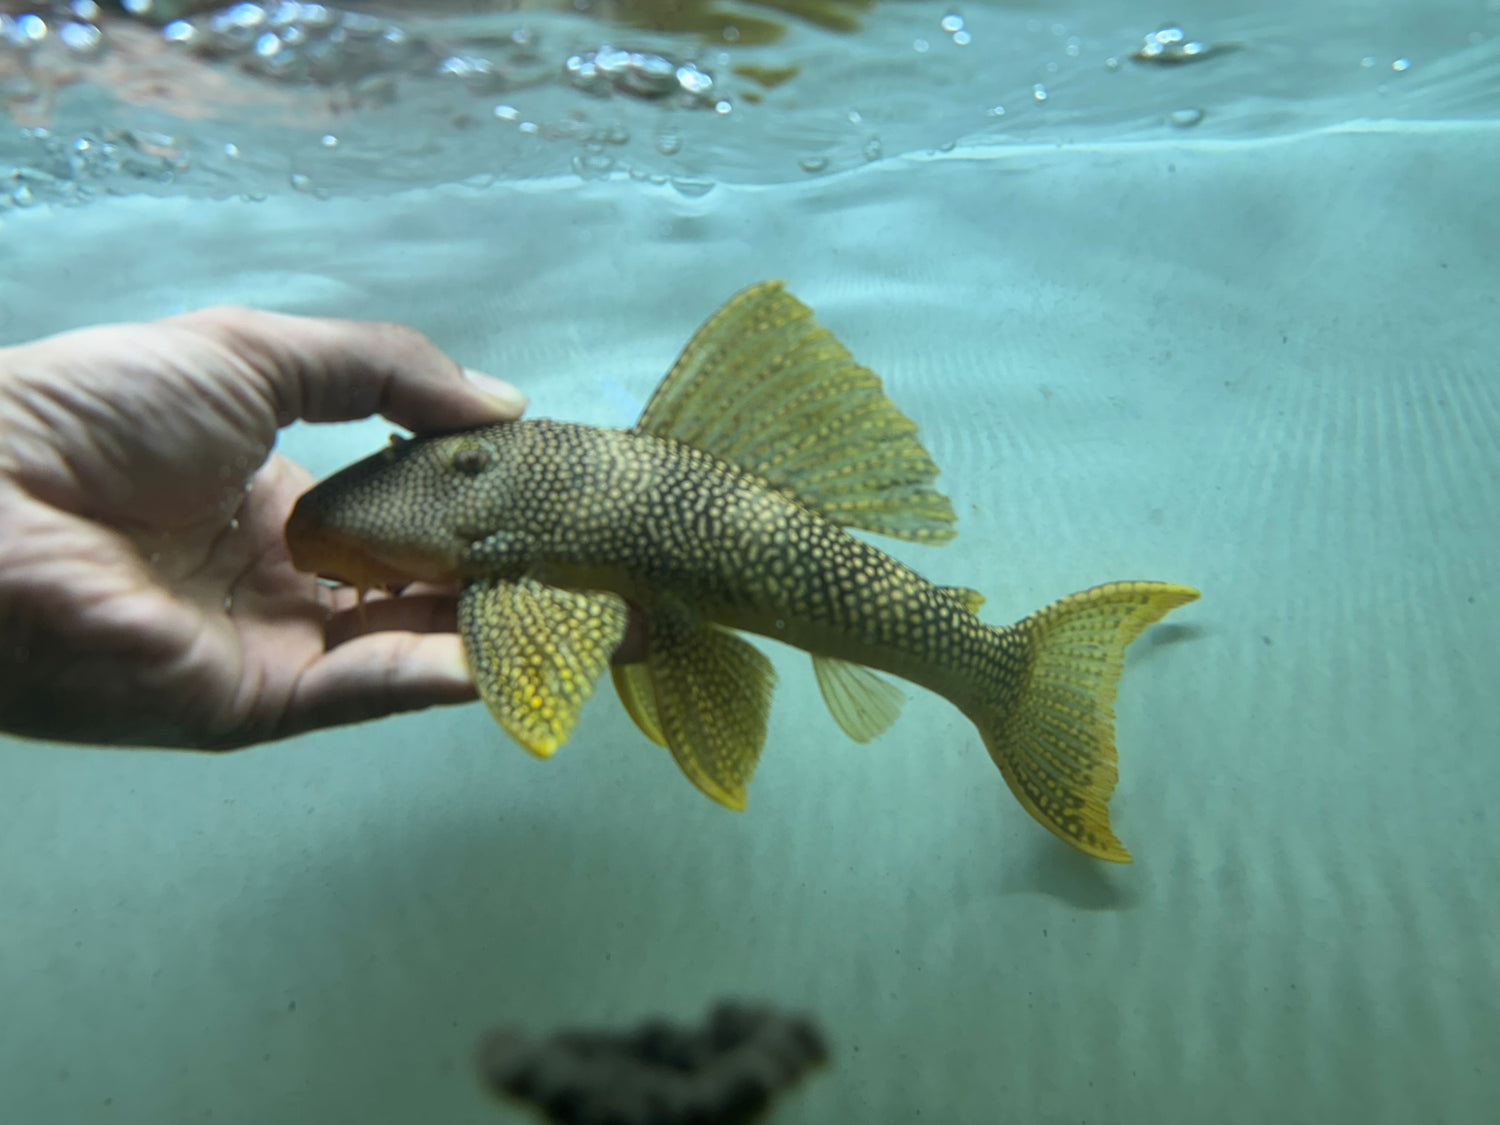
<box><xmin>812</xmin><ymin>655</ymin><xmax>905</xmax><ymax>743</ymax></box>
<box><xmin>636</xmin><ymin>605</ymin><xmax>777</xmax><ymax>811</ymax></box>
<box><xmin>611</xmin><ymin>663</ymin><xmax>668</xmax><ymax>749</ymax></box>
<box><xmin>458</xmin><ymin>578</ymin><xmax>629</xmax><ymax>759</ymax></box>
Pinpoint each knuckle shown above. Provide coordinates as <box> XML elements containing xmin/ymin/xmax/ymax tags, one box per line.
<box><xmin>369</xmin><ymin>320</ymin><xmax>439</xmax><ymax>366</ymax></box>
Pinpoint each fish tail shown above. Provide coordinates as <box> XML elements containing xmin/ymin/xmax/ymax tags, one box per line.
<box><xmin>971</xmin><ymin>581</ymin><xmax>1199</xmax><ymax>862</ymax></box>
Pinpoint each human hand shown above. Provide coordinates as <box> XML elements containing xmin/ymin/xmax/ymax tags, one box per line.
<box><xmin>0</xmin><ymin>307</ymin><xmax>525</xmax><ymax>750</ymax></box>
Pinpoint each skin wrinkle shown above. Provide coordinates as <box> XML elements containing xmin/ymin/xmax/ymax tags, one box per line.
<box><xmin>184</xmin><ymin>310</ymin><xmax>460</xmax><ymax>431</ymax></box>
<box><xmin>0</xmin><ymin>364</ymin><xmax>102</xmax><ymax>505</ymax></box>
<box><xmin>8</xmin><ymin>335</ymin><xmax>263</xmax><ymax>528</ymax></box>
<box><xmin>182</xmin><ymin>307</ymin><xmax>327</xmax><ymax>430</ymax></box>
<box><xmin>4</xmin><ymin>507</ymin><xmax>144</xmax><ymax>637</ymax></box>
<box><xmin>0</xmin><ymin>536</ymin><xmax>200</xmax><ymax>745</ymax></box>
<box><xmin>357</xmin><ymin>325</ymin><xmax>422</xmax><ymax>420</ymax></box>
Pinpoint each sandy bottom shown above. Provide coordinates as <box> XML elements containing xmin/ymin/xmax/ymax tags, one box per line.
<box><xmin>1</xmin><ymin>122</ymin><xmax>1496</xmax><ymax>1124</ymax></box>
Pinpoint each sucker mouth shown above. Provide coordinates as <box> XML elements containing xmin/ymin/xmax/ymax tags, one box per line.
<box><xmin>285</xmin><ymin>504</ymin><xmax>458</xmax><ymax>590</ymax></box>
<box><xmin>286</xmin><ymin>527</ymin><xmax>414</xmax><ymax>589</ymax></box>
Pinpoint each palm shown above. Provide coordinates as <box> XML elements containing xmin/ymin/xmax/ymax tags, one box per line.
<box><xmin>32</xmin><ymin>452</ymin><xmax>331</xmax><ymax>746</ymax></box>
<box><xmin>0</xmin><ymin>308</ymin><xmax>504</xmax><ymax>749</ymax></box>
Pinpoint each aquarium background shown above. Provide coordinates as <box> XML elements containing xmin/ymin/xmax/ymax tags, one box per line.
<box><xmin>2</xmin><ymin>1</ymin><xmax>1497</xmax><ymax>1122</ymax></box>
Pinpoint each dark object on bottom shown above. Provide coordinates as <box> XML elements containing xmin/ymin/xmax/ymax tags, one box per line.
<box><xmin>476</xmin><ymin>999</ymin><xmax>830</xmax><ymax>1125</ymax></box>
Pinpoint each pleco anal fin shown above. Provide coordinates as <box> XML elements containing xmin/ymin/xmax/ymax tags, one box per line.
<box><xmin>458</xmin><ymin>578</ymin><xmax>629</xmax><ymax>758</ymax></box>
<box><xmin>812</xmin><ymin>654</ymin><xmax>905</xmax><ymax>743</ymax></box>
<box><xmin>633</xmin><ymin>281</ymin><xmax>959</xmax><ymax>545</ymax></box>
<box><xmin>619</xmin><ymin>603</ymin><xmax>777</xmax><ymax>810</ymax></box>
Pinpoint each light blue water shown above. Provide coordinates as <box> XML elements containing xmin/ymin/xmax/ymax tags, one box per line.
<box><xmin>2</xmin><ymin>3</ymin><xmax>1498</xmax><ymax>1123</ymax></box>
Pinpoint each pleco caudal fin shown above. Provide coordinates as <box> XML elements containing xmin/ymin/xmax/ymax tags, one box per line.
<box><xmin>612</xmin><ymin>601</ymin><xmax>778</xmax><ymax>810</ymax></box>
<box><xmin>633</xmin><ymin>281</ymin><xmax>958</xmax><ymax>545</ymax></box>
<box><xmin>980</xmin><ymin>582</ymin><xmax>1200</xmax><ymax>863</ymax></box>
<box><xmin>458</xmin><ymin>578</ymin><xmax>629</xmax><ymax>758</ymax></box>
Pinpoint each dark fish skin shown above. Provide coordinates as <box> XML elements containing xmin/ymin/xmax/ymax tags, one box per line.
<box><xmin>291</xmin><ymin>419</ymin><xmax>1005</xmax><ymax>709</ymax></box>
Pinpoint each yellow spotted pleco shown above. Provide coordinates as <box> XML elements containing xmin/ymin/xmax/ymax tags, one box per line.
<box><xmin>285</xmin><ymin>282</ymin><xmax>1198</xmax><ymax>861</ymax></box>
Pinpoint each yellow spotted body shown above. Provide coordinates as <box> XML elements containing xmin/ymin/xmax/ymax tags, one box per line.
<box><xmin>286</xmin><ymin>282</ymin><xmax>1198</xmax><ymax>861</ymax></box>
<box><xmin>459</xmin><ymin>422</ymin><xmax>973</xmax><ymax>694</ymax></box>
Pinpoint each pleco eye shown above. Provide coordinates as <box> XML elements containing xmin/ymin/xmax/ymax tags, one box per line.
<box><xmin>451</xmin><ymin>444</ymin><xmax>490</xmax><ymax>476</ymax></box>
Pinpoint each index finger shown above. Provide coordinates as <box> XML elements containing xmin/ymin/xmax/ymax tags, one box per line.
<box><xmin>174</xmin><ymin>306</ymin><xmax>528</xmax><ymax>434</ymax></box>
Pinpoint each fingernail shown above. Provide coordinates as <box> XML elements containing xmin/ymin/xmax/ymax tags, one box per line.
<box><xmin>463</xmin><ymin>368</ymin><xmax>528</xmax><ymax>416</ymax></box>
<box><xmin>433</xmin><ymin>638</ymin><xmax>476</xmax><ymax>689</ymax></box>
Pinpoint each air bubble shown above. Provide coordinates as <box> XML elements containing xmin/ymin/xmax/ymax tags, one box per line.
<box><xmin>59</xmin><ymin>21</ymin><xmax>102</xmax><ymax>54</ymax></box>
<box><xmin>573</xmin><ymin>152</ymin><xmax>614</xmax><ymax>178</ymax></box>
<box><xmin>14</xmin><ymin>13</ymin><xmax>47</xmax><ymax>43</ymax></box>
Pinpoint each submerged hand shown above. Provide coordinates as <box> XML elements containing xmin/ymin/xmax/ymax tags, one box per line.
<box><xmin>0</xmin><ymin>307</ymin><xmax>526</xmax><ymax>749</ymax></box>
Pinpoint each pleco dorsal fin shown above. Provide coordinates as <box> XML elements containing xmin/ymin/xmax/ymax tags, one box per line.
<box><xmin>634</xmin><ymin>281</ymin><xmax>958</xmax><ymax>544</ymax></box>
<box><xmin>811</xmin><ymin>655</ymin><xmax>905</xmax><ymax>743</ymax></box>
<box><xmin>458</xmin><ymin>578</ymin><xmax>628</xmax><ymax>758</ymax></box>
<box><xmin>618</xmin><ymin>602</ymin><xmax>777</xmax><ymax>810</ymax></box>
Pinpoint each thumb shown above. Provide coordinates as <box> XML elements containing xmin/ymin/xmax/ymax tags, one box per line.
<box><xmin>172</xmin><ymin>306</ymin><xmax>528</xmax><ymax>434</ymax></box>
